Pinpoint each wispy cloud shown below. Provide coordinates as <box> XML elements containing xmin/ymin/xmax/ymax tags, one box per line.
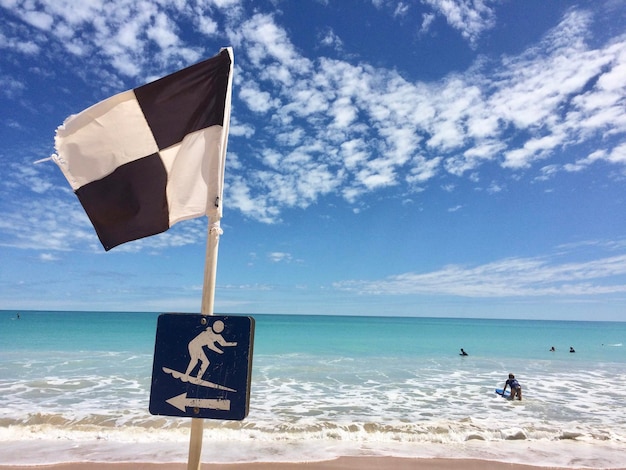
<box><xmin>39</xmin><ymin>252</ymin><xmax>59</xmax><ymax>262</ymax></box>
<box><xmin>0</xmin><ymin>0</ymin><xmax>224</xmax><ymax>79</ymax></box>
<box><xmin>333</xmin><ymin>246</ymin><xmax>626</xmax><ymax>298</ymax></box>
<box><xmin>2</xmin><ymin>1</ymin><xmax>625</xmax><ymax>249</ymax></box>
<box><xmin>422</xmin><ymin>0</ymin><xmax>498</xmax><ymax>46</ymax></box>
<box><xmin>0</xmin><ymin>157</ymin><xmax>208</xmax><ymax>252</ymax></box>
<box><xmin>227</xmin><ymin>8</ymin><xmax>626</xmax><ymax>222</ymax></box>
<box><xmin>268</xmin><ymin>252</ymin><xmax>292</xmax><ymax>263</ymax></box>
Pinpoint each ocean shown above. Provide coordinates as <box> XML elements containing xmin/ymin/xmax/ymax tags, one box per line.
<box><xmin>0</xmin><ymin>310</ymin><xmax>624</xmax><ymax>467</ymax></box>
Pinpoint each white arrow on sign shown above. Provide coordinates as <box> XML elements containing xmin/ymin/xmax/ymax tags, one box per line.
<box><xmin>166</xmin><ymin>392</ymin><xmax>231</xmax><ymax>412</ymax></box>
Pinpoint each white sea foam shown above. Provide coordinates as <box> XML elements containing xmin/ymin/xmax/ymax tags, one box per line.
<box><xmin>1</xmin><ymin>354</ymin><xmax>625</xmax><ymax>467</ymax></box>
<box><xmin>1</xmin><ymin>428</ymin><xmax>625</xmax><ymax>468</ymax></box>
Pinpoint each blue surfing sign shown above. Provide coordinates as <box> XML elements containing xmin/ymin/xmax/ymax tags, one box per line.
<box><xmin>149</xmin><ymin>314</ymin><xmax>254</xmax><ymax>420</ymax></box>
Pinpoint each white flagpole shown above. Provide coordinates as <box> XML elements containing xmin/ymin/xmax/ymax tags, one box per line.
<box><xmin>188</xmin><ymin>216</ymin><xmax>223</xmax><ymax>470</ymax></box>
<box><xmin>201</xmin><ymin>217</ymin><xmax>222</xmax><ymax>315</ymax></box>
<box><xmin>187</xmin><ymin>46</ymin><xmax>233</xmax><ymax>470</ymax></box>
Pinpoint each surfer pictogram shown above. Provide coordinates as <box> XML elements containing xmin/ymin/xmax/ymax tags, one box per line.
<box><xmin>162</xmin><ymin>319</ymin><xmax>238</xmax><ymax>392</ymax></box>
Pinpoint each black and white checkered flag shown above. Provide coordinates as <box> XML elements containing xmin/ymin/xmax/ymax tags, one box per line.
<box><xmin>53</xmin><ymin>48</ymin><xmax>233</xmax><ymax>251</ymax></box>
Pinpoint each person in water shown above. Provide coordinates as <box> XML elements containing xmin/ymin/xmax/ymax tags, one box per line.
<box><xmin>502</xmin><ymin>373</ymin><xmax>522</xmax><ymax>400</ymax></box>
<box><xmin>550</xmin><ymin>346</ymin><xmax>555</xmax><ymax>352</ymax></box>
<box><xmin>570</xmin><ymin>346</ymin><xmax>575</xmax><ymax>353</ymax></box>
<box><xmin>460</xmin><ymin>348</ymin><xmax>468</xmax><ymax>356</ymax></box>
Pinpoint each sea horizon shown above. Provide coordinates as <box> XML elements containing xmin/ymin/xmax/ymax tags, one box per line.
<box><xmin>7</xmin><ymin>307</ymin><xmax>626</xmax><ymax>322</ymax></box>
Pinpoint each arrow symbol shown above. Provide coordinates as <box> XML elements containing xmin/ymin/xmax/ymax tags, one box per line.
<box><xmin>166</xmin><ymin>392</ymin><xmax>231</xmax><ymax>412</ymax></box>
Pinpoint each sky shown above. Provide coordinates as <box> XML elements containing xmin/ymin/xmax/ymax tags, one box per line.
<box><xmin>1</xmin><ymin>0</ymin><xmax>626</xmax><ymax>321</ymax></box>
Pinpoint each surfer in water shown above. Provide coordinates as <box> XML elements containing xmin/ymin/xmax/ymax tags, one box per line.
<box><xmin>185</xmin><ymin>320</ymin><xmax>237</xmax><ymax>379</ymax></box>
<box><xmin>460</xmin><ymin>348</ymin><xmax>468</xmax><ymax>356</ymax></box>
<box><xmin>502</xmin><ymin>373</ymin><xmax>522</xmax><ymax>400</ymax></box>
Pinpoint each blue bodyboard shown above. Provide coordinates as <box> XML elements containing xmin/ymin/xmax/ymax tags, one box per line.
<box><xmin>495</xmin><ymin>388</ymin><xmax>510</xmax><ymax>398</ymax></box>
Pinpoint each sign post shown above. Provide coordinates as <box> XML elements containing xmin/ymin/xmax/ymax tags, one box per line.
<box><xmin>150</xmin><ymin>220</ymin><xmax>252</xmax><ymax>469</ymax></box>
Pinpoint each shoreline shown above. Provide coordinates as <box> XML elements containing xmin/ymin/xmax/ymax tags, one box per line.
<box><xmin>2</xmin><ymin>457</ymin><xmax>624</xmax><ymax>470</ymax></box>
<box><xmin>2</xmin><ymin>439</ymin><xmax>625</xmax><ymax>469</ymax></box>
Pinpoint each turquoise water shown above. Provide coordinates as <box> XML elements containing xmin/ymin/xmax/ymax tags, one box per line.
<box><xmin>256</xmin><ymin>314</ymin><xmax>625</xmax><ymax>361</ymax></box>
<box><xmin>3</xmin><ymin>311</ymin><xmax>623</xmax><ymax>361</ymax></box>
<box><xmin>1</xmin><ymin>310</ymin><xmax>625</xmax><ymax>466</ymax></box>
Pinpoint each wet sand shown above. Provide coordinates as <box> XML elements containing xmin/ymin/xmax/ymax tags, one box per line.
<box><xmin>2</xmin><ymin>456</ymin><xmax>621</xmax><ymax>470</ymax></box>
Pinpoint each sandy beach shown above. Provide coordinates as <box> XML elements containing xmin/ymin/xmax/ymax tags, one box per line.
<box><xmin>1</xmin><ymin>457</ymin><xmax>617</xmax><ymax>470</ymax></box>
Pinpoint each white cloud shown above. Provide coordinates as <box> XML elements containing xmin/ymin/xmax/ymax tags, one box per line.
<box><xmin>334</xmin><ymin>252</ymin><xmax>626</xmax><ymax>298</ymax></box>
<box><xmin>319</xmin><ymin>28</ymin><xmax>343</xmax><ymax>51</ymax></box>
<box><xmin>268</xmin><ymin>252</ymin><xmax>292</xmax><ymax>263</ymax></box>
<box><xmin>236</xmin><ymin>13</ymin><xmax>311</xmax><ymax>78</ymax></box>
<box><xmin>0</xmin><ymin>195</ymin><xmax>96</xmax><ymax>251</ymax></box>
<box><xmin>422</xmin><ymin>0</ymin><xmax>497</xmax><ymax>46</ymax></box>
<box><xmin>229</xmin><ymin>118</ymin><xmax>255</xmax><ymax>138</ymax></box>
<box><xmin>597</xmin><ymin>61</ymin><xmax>626</xmax><ymax>91</ymax></box>
<box><xmin>210</xmin><ymin>0</ymin><xmax>242</xmax><ymax>8</ymax></box>
<box><xmin>0</xmin><ymin>30</ymin><xmax>39</xmax><ymax>54</ymax></box>
<box><xmin>239</xmin><ymin>86</ymin><xmax>272</xmax><ymax>113</ymax></box>
<box><xmin>406</xmin><ymin>156</ymin><xmax>441</xmax><ymax>184</ymax></box>
<box><xmin>486</xmin><ymin>181</ymin><xmax>503</xmax><ymax>194</ymax></box>
<box><xmin>3</xmin><ymin>2</ymin><xmax>625</xmax><ymax>229</ymax></box>
<box><xmin>39</xmin><ymin>253</ymin><xmax>59</xmax><ymax>262</ymax></box>
<box><xmin>358</xmin><ymin>165</ymin><xmax>391</xmax><ymax>188</ymax></box>
<box><xmin>393</xmin><ymin>2</ymin><xmax>410</xmax><ymax>18</ymax></box>
<box><xmin>330</xmin><ymin>96</ymin><xmax>358</xmax><ymax>128</ymax></box>
<box><xmin>196</xmin><ymin>16</ymin><xmax>219</xmax><ymax>36</ymax></box>
<box><xmin>0</xmin><ymin>156</ymin><xmax>210</xmax><ymax>252</ymax></box>
<box><xmin>22</xmin><ymin>10</ymin><xmax>54</xmax><ymax>30</ymax></box>
<box><xmin>0</xmin><ymin>75</ymin><xmax>25</xmax><ymax>99</ymax></box>
<box><xmin>146</xmin><ymin>12</ymin><xmax>180</xmax><ymax>49</ymax></box>
<box><xmin>0</xmin><ymin>0</ymin><xmax>206</xmax><ymax>77</ymax></box>
<box><xmin>225</xmin><ymin>176</ymin><xmax>280</xmax><ymax>224</ymax></box>
<box><xmin>444</xmin><ymin>140</ymin><xmax>505</xmax><ymax>175</ymax></box>
<box><xmin>420</xmin><ymin>13</ymin><xmax>436</xmax><ymax>35</ymax></box>
<box><xmin>607</xmin><ymin>142</ymin><xmax>626</xmax><ymax>164</ymax></box>
<box><xmin>340</xmin><ymin>139</ymin><xmax>369</xmax><ymax>169</ymax></box>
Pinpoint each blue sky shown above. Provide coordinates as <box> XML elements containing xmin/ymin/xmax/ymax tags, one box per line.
<box><xmin>1</xmin><ymin>0</ymin><xmax>626</xmax><ymax>320</ymax></box>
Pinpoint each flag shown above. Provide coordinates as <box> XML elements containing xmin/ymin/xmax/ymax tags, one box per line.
<box><xmin>53</xmin><ymin>48</ymin><xmax>233</xmax><ymax>251</ymax></box>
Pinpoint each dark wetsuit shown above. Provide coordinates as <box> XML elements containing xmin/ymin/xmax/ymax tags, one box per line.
<box><xmin>506</xmin><ymin>378</ymin><xmax>520</xmax><ymax>390</ymax></box>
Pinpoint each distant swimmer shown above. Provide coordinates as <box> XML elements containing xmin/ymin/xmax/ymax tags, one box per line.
<box><xmin>570</xmin><ymin>346</ymin><xmax>575</xmax><ymax>353</ymax></box>
<box><xmin>550</xmin><ymin>346</ymin><xmax>555</xmax><ymax>352</ymax></box>
<box><xmin>460</xmin><ymin>348</ymin><xmax>468</xmax><ymax>356</ymax></box>
<box><xmin>16</xmin><ymin>313</ymin><xmax>20</xmax><ymax>320</ymax></box>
